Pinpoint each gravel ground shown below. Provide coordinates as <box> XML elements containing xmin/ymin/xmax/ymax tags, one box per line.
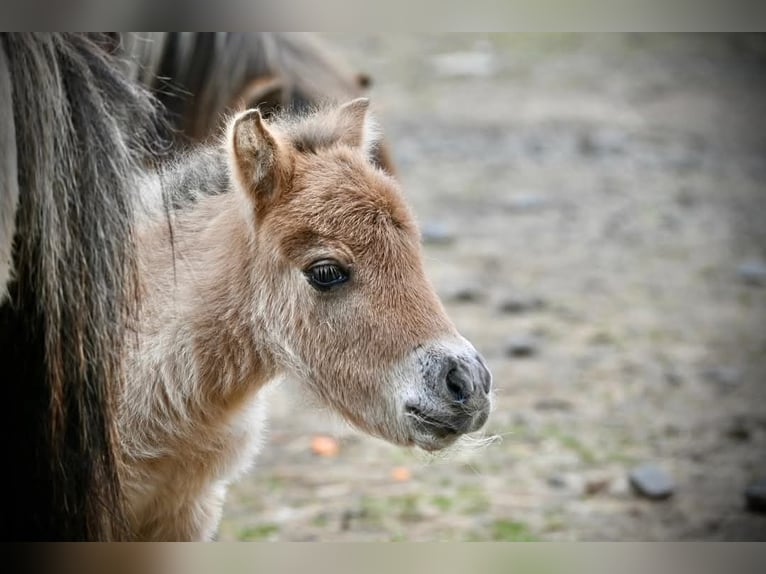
<box><xmin>218</xmin><ymin>34</ymin><xmax>766</xmax><ymax>541</ymax></box>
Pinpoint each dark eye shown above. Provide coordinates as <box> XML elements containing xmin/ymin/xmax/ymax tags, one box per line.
<box><xmin>305</xmin><ymin>260</ymin><xmax>349</xmax><ymax>291</ymax></box>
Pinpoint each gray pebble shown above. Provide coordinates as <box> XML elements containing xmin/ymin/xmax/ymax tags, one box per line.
<box><xmin>744</xmin><ymin>479</ymin><xmax>766</xmax><ymax>513</ymax></box>
<box><xmin>505</xmin><ymin>336</ymin><xmax>539</xmax><ymax>358</ymax></box>
<box><xmin>577</xmin><ymin>129</ymin><xmax>627</xmax><ymax>157</ymax></box>
<box><xmin>421</xmin><ymin>222</ymin><xmax>455</xmax><ymax>245</ymax></box>
<box><xmin>534</xmin><ymin>398</ymin><xmax>573</xmax><ymax>411</ymax></box>
<box><xmin>547</xmin><ymin>475</ymin><xmax>568</xmax><ymax>489</ymax></box>
<box><xmin>445</xmin><ymin>282</ymin><xmax>485</xmax><ymax>303</ymax></box>
<box><xmin>737</xmin><ymin>260</ymin><xmax>766</xmax><ymax>287</ymax></box>
<box><xmin>503</xmin><ymin>193</ymin><xmax>549</xmax><ymax>212</ymax></box>
<box><xmin>498</xmin><ymin>295</ymin><xmax>545</xmax><ymax>314</ymax></box>
<box><xmin>702</xmin><ymin>366</ymin><xmax>742</xmax><ymax>389</ymax></box>
<box><xmin>628</xmin><ymin>463</ymin><xmax>675</xmax><ymax>500</ymax></box>
<box><xmin>547</xmin><ymin>473</ymin><xmax>584</xmax><ymax>495</ymax></box>
<box><xmin>726</xmin><ymin>416</ymin><xmax>752</xmax><ymax>442</ymax></box>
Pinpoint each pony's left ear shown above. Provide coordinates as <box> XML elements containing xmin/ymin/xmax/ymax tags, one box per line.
<box><xmin>335</xmin><ymin>98</ymin><xmax>380</xmax><ymax>161</ymax></box>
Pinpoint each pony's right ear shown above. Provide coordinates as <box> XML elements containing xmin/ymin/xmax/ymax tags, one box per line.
<box><xmin>229</xmin><ymin>109</ymin><xmax>283</xmax><ymax>211</ymax></box>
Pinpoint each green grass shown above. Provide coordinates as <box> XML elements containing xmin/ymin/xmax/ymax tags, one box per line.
<box><xmin>358</xmin><ymin>493</ymin><xmax>424</xmax><ymax>524</ymax></box>
<box><xmin>392</xmin><ymin>494</ymin><xmax>423</xmax><ymax>522</ymax></box>
<box><xmin>491</xmin><ymin>520</ymin><xmax>539</xmax><ymax>541</ymax></box>
<box><xmin>238</xmin><ymin>523</ymin><xmax>279</xmax><ymax>541</ymax></box>
<box><xmin>456</xmin><ymin>484</ymin><xmax>491</xmax><ymax>514</ymax></box>
<box><xmin>542</xmin><ymin>426</ymin><xmax>598</xmax><ymax>465</ymax></box>
<box><xmin>430</xmin><ymin>495</ymin><xmax>454</xmax><ymax>512</ymax></box>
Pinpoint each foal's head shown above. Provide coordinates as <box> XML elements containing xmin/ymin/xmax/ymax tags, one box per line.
<box><xmin>228</xmin><ymin>99</ymin><xmax>492</xmax><ymax>451</ymax></box>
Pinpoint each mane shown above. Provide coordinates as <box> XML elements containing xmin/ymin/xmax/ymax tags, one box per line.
<box><xmin>155</xmin><ymin>147</ymin><xmax>231</xmax><ymax>212</ymax></box>
<box><xmin>0</xmin><ymin>33</ymin><xmax>162</xmax><ymax>540</ymax></box>
<box><xmin>116</xmin><ymin>33</ymin><xmax>365</xmax><ymax>141</ymax></box>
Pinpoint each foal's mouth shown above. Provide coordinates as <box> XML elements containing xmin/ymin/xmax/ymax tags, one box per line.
<box><xmin>405</xmin><ymin>406</ymin><xmax>462</xmax><ymax>437</ymax></box>
<box><xmin>404</xmin><ymin>403</ymin><xmax>489</xmax><ymax>451</ymax></box>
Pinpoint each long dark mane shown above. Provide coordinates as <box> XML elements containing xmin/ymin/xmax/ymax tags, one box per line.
<box><xmin>0</xmin><ymin>33</ymin><xmax>160</xmax><ymax>540</ymax></box>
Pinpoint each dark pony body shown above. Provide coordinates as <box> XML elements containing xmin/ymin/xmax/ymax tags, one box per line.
<box><xmin>0</xmin><ymin>33</ymin><xmax>160</xmax><ymax>540</ymax></box>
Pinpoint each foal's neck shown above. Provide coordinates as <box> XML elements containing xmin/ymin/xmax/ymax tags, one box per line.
<box><xmin>134</xmin><ymin>161</ymin><xmax>275</xmax><ymax>421</ymax></box>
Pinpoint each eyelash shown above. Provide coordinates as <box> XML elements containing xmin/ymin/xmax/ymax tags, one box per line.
<box><xmin>304</xmin><ymin>260</ymin><xmax>350</xmax><ymax>291</ymax></box>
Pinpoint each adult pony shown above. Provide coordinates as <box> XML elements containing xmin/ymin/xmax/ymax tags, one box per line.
<box><xmin>0</xmin><ymin>33</ymin><xmax>160</xmax><ymax>541</ymax></box>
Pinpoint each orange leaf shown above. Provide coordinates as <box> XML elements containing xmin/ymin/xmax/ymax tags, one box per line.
<box><xmin>311</xmin><ymin>435</ymin><xmax>339</xmax><ymax>457</ymax></box>
<box><xmin>390</xmin><ymin>466</ymin><xmax>411</xmax><ymax>482</ymax></box>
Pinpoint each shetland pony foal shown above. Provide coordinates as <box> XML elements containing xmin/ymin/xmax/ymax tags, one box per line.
<box><xmin>123</xmin><ymin>99</ymin><xmax>492</xmax><ymax>540</ymax></box>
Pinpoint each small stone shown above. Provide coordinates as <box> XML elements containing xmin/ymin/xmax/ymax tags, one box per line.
<box><xmin>664</xmin><ymin>424</ymin><xmax>681</xmax><ymax>437</ymax></box>
<box><xmin>737</xmin><ymin>260</ymin><xmax>766</xmax><ymax>287</ymax></box>
<box><xmin>577</xmin><ymin>129</ymin><xmax>627</xmax><ymax>157</ymax></box>
<box><xmin>664</xmin><ymin>370</ymin><xmax>683</xmax><ymax>386</ymax></box>
<box><xmin>675</xmin><ymin>187</ymin><xmax>697</xmax><ymax>208</ymax></box>
<box><xmin>498</xmin><ymin>295</ymin><xmax>545</xmax><ymax>314</ymax></box>
<box><xmin>503</xmin><ymin>193</ymin><xmax>549</xmax><ymax>212</ymax></box>
<box><xmin>585</xmin><ymin>477</ymin><xmax>611</xmax><ymax>496</ymax></box>
<box><xmin>547</xmin><ymin>475</ymin><xmax>567</xmax><ymax>489</ymax></box>
<box><xmin>547</xmin><ymin>473</ymin><xmax>584</xmax><ymax>495</ymax></box>
<box><xmin>505</xmin><ymin>336</ymin><xmax>539</xmax><ymax>358</ymax></box>
<box><xmin>628</xmin><ymin>463</ymin><xmax>675</xmax><ymax>500</ymax></box>
<box><xmin>421</xmin><ymin>222</ymin><xmax>456</xmax><ymax>245</ymax></box>
<box><xmin>744</xmin><ymin>479</ymin><xmax>766</xmax><ymax>513</ymax></box>
<box><xmin>445</xmin><ymin>282</ymin><xmax>484</xmax><ymax>303</ymax></box>
<box><xmin>533</xmin><ymin>398</ymin><xmax>573</xmax><ymax>411</ymax></box>
<box><xmin>702</xmin><ymin>366</ymin><xmax>742</xmax><ymax>389</ymax></box>
<box><xmin>726</xmin><ymin>416</ymin><xmax>752</xmax><ymax>442</ymax></box>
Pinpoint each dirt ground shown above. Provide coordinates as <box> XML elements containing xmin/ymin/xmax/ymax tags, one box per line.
<box><xmin>218</xmin><ymin>34</ymin><xmax>766</xmax><ymax>541</ymax></box>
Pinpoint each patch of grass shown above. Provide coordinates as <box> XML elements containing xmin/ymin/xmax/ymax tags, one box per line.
<box><xmin>264</xmin><ymin>475</ymin><xmax>284</xmax><ymax>493</ymax></box>
<box><xmin>311</xmin><ymin>513</ymin><xmax>329</xmax><ymax>528</ymax></box>
<box><xmin>589</xmin><ymin>330</ymin><xmax>618</xmax><ymax>346</ymax></box>
<box><xmin>543</xmin><ymin>514</ymin><xmax>566</xmax><ymax>533</ymax></box>
<box><xmin>238</xmin><ymin>523</ymin><xmax>279</xmax><ymax>541</ymax></box>
<box><xmin>358</xmin><ymin>495</ymin><xmax>386</xmax><ymax>525</ymax></box>
<box><xmin>456</xmin><ymin>484</ymin><xmax>491</xmax><ymax>514</ymax></box>
<box><xmin>491</xmin><ymin>519</ymin><xmax>539</xmax><ymax>541</ymax></box>
<box><xmin>391</xmin><ymin>494</ymin><xmax>423</xmax><ymax>522</ymax></box>
<box><xmin>389</xmin><ymin>532</ymin><xmax>409</xmax><ymax>542</ymax></box>
<box><xmin>357</xmin><ymin>494</ymin><xmax>425</xmax><ymax>526</ymax></box>
<box><xmin>605</xmin><ymin>450</ymin><xmax>635</xmax><ymax>465</ymax></box>
<box><xmin>543</xmin><ymin>426</ymin><xmax>598</xmax><ymax>465</ymax></box>
<box><xmin>430</xmin><ymin>495</ymin><xmax>454</xmax><ymax>512</ymax></box>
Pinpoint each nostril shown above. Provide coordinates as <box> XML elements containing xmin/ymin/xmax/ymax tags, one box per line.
<box><xmin>481</xmin><ymin>367</ymin><xmax>492</xmax><ymax>393</ymax></box>
<box><xmin>474</xmin><ymin>353</ymin><xmax>492</xmax><ymax>394</ymax></box>
<box><xmin>445</xmin><ymin>367</ymin><xmax>471</xmax><ymax>403</ymax></box>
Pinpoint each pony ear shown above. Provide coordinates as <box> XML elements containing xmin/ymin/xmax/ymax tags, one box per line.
<box><xmin>229</xmin><ymin>109</ymin><xmax>281</xmax><ymax>209</ymax></box>
<box><xmin>335</xmin><ymin>98</ymin><xmax>379</xmax><ymax>159</ymax></box>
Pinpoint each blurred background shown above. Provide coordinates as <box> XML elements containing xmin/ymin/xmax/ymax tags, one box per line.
<box><xmin>217</xmin><ymin>34</ymin><xmax>766</xmax><ymax>541</ymax></box>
